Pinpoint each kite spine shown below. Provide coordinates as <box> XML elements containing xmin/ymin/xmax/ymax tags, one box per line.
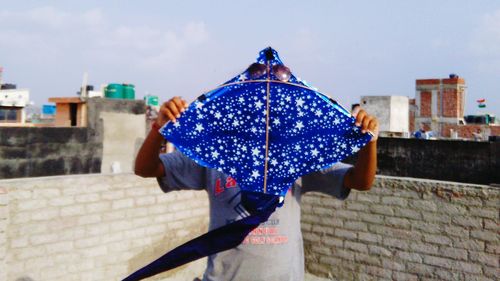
<box><xmin>263</xmin><ymin>62</ymin><xmax>271</xmax><ymax>194</ymax></box>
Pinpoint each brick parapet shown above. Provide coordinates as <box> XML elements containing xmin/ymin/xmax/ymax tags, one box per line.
<box><xmin>0</xmin><ymin>173</ymin><xmax>208</xmax><ymax>280</ymax></box>
<box><xmin>0</xmin><ymin>187</ymin><xmax>7</xmax><ymax>281</ymax></box>
<box><xmin>2</xmin><ymin>173</ymin><xmax>499</xmax><ymax>280</ymax></box>
<box><xmin>302</xmin><ymin>175</ymin><xmax>499</xmax><ymax>281</ymax></box>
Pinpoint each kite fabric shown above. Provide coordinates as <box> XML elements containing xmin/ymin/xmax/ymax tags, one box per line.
<box><xmin>122</xmin><ymin>47</ymin><xmax>371</xmax><ymax>281</ymax></box>
<box><xmin>161</xmin><ymin>47</ymin><xmax>371</xmax><ymax>197</ymax></box>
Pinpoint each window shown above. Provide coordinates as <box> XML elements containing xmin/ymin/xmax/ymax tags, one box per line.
<box><xmin>0</xmin><ymin>107</ymin><xmax>20</xmax><ymax>122</ymax></box>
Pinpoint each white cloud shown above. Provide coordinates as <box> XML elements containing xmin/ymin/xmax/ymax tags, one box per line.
<box><xmin>26</xmin><ymin>6</ymin><xmax>71</xmax><ymax>28</ymax></box>
<box><xmin>80</xmin><ymin>9</ymin><xmax>104</xmax><ymax>28</ymax></box>
<box><xmin>135</xmin><ymin>21</ymin><xmax>210</xmax><ymax>70</ymax></box>
<box><xmin>0</xmin><ymin>6</ymin><xmax>210</xmax><ymax>71</ymax></box>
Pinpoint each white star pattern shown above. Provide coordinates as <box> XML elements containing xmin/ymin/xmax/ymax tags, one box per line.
<box><xmin>160</xmin><ymin>49</ymin><xmax>372</xmax><ymax>197</ymax></box>
<box><xmin>195</xmin><ymin>123</ymin><xmax>204</xmax><ymax>132</ymax></box>
<box><xmin>255</xmin><ymin>100</ymin><xmax>263</xmax><ymax>109</ymax></box>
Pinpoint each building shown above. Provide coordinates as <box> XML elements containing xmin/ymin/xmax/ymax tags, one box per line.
<box><xmin>48</xmin><ymin>97</ymin><xmax>87</xmax><ymax>127</ymax></box>
<box><xmin>0</xmin><ymin>87</ymin><xmax>30</xmax><ymax>126</ymax></box>
<box><xmin>413</xmin><ymin>74</ymin><xmax>466</xmax><ymax>136</ymax></box>
<box><xmin>412</xmin><ymin>74</ymin><xmax>499</xmax><ymax>139</ymax></box>
<box><xmin>360</xmin><ymin>96</ymin><xmax>409</xmax><ymax>137</ymax></box>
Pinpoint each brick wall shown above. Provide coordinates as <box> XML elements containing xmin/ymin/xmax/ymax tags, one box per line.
<box><xmin>0</xmin><ymin>188</ymin><xmax>7</xmax><ymax>281</ymax></box>
<box><xmin>0</xmin><ymin>174</ymin><xmax>209</xmax><ymax>281</ymax></box>
<box><xmin>442</xmin><ymin>89</ymin><xmax>458</xmax><ymax>118</ymax></box>
<box><xmin>1</xmin><ymin>173</ymin><xmax>498</xmax><ymax>280</ymax></box>
<box><xmin>441</xmin><ymin>124</ymin><xmax>500</xmax><ymax>139</ymax></box>
<box><xmin>409</xmin><ymin>99</ymin><xmax>416</xmax><ymax>133</ymax></box>
<box><xmin>420</xmin><ymin>91</ymin><xmax>431</xmax><ymax>117</ymax></box>
<box><xmin>301</xmin><ymin>176</ymin><xmax>499</xmax><ymax>281</ymax></box>
<box><xmin>0</xmin><ymin>127</ymin><xmax>102</xmax><ymax>179</ymax></box>
<box><xmin>0</xmin><ymin>98</ymin><xmax>147</xmax><ymax>179</ymax></box>
<box><xmin>370</xmin><ymin>137</ymin><xmax>500</xmax><ymax>185</ymax></box>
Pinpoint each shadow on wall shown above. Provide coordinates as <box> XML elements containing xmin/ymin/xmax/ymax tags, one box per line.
<box><xmin>133</xmin><ymin>137</ymin><xmax>145</xmax><ymax>172</ymax></box>
<box><xmin>125</xmin><ymin>219</ymin><xmax>208</xmax><ymax>280</ymax></box>
<box><xmin>16</xmin><ymin>277</ymin><xmax>34</xmax><ymax>281</ymax></box>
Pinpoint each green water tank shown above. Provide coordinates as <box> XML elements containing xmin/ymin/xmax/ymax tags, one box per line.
<box><xmin>105</xmin><ymin>84</ymin><xmax>124</xmax><ymax>99</ymax></box>
<box><xmin>123</xmin><ymin>84</ymin><xmax>135</xmax><ymax>100</ymax></box>
<box><xmin>144</xmin><ymin>95</ymin><xmax>159</xmax><ymax>106</ymax></box>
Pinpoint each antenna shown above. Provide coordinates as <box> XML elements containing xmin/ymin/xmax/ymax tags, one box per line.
<box><xmin>0</xmin><ymin>66</ymin><xmax>3</xmax><ymax>89</ymax></box>
<box><xmin>81</xmin><ymin>72</ymin><xmax>88</xmax><ymax>99</ymax></box>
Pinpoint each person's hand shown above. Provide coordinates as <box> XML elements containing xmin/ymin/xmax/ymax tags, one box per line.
<box><xmin>352</xmin><ymin>107</ymin><xmax>379</xmax><ymax>142</ymax></box>
<box><xmin>156</xmin><ymin>96</ymin><xmax>188</xmax><ymax>126</ymax></box>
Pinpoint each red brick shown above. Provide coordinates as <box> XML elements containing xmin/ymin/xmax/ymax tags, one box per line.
<box><xmin>420</xmin><ymin>91</ymin><xmax>431</xmax><ymax>117</ymax></box>
<box><xmin>416</xmin><ymin>79</ymin><xmax>440</xmax><ymax>85</ymax></box>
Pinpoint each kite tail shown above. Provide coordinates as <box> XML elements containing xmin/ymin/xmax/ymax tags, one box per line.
<box><xmin>122</xmin><ymin>194</ymin><xmax>279</xmax><ymax>281</ymax></box>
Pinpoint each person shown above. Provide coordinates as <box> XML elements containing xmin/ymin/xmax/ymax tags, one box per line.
<box><xmin>472</xmin><ymin>128</ymin><xmax>483</xmax><ymax>141</ymax></box>
<box><xmin>134</xmin><ymin>96</ymin><xmax>379</xmax><ymax>281</ymax></box>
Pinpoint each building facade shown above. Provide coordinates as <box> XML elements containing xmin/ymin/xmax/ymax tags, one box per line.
<box><xmin>360</xmin><ymin>96</ymin><xmax>409</xmax><ymax>137</ymax></box>
<box><xmin>414</xmin><ymin>75</ymin><xmax>466</xmax><ymax>137</ymax></box>
<box><xmin>413</xmin><ymin>75</ymin><xmax>499</xmax><ymax>139</ymax></box>
<box><xmin>0</xmin><ymin>88</ymin><xmax>30</xmax><ymax>125</ymax></box>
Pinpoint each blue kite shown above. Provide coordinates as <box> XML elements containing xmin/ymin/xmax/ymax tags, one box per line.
<box><xmin>123</xmin><ymin>47</ymin><xmax>372</xmax><ymax>281</ymax></box>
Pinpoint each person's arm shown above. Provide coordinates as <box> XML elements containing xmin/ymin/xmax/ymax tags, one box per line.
<box><xmin>343</xmin><ymin>108</ymin><xmax>379</xmax><ymax>191</ymax></box>
<box><xmin>134</xmin><ymin>97</ymin><xmax>188</xmax><ymax>178</ymax></box>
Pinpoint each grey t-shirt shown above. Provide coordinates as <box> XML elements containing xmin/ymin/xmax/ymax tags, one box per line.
<box><xmin>157</xmin><ymin>151</ymin><xmax>352</xmax><ymax>281</ymax></box>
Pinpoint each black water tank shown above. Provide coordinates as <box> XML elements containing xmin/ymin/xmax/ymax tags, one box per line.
<box><xmin>489</xmin><ymin>136</ymin><xmax>500</xmax><ymax>142</ymax></box>
<box><xmin>474</xmin><ymin>116</ymin><xmax>486</xmax><ymax>124</ymax></box>
<box><xmin>1</xmin><ymin>83</ymin><xmax>17</xmax><ymax>90</ymax></box>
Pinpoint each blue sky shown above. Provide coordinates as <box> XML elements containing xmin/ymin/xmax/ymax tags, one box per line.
<box><xmin>1</xmin><ymin>0</ymin><xmax>499</xmax><ymax>115</ymax></box>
